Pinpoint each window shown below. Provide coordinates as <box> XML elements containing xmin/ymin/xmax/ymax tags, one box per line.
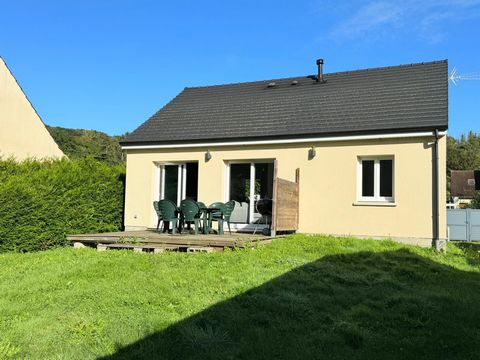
<box><xmin>358</xmin><ymin>157</ymin><xmax>394</xmax><ymax>202</ymax></box>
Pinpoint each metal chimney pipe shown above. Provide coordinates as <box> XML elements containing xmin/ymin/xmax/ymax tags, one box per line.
<box><xmin>316</xmin><ymin>58</ymin><xmax>324</xmax><ymax>83</ymax></box>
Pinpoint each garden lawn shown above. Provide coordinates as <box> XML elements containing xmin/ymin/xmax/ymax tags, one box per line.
<box><xmin>0</xmin><ymin>235</ymin><xmax>479</xmax><ymax>360</ymax></box>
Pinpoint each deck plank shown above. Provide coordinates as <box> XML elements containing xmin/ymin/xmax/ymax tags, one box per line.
<box><xmin>67</xmin><ymin>229</ymin><xmax>276</xmax><ymax>250</ymax></box>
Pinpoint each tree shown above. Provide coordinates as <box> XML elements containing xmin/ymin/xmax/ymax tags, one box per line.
<box><xmin>447</xmin><ymin>131</ymin><xmax>480</xmax><ymax>171</ymax></box>
<box><xmin>447</xmin><ymin>131</ymin><xmax>480</xmax><ymax>200</ymax></box>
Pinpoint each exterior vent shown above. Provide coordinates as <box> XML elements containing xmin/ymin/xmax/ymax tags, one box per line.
<box><xmin>291</xmin><ymin>80</ymin><xmax>298</xmax><ymax>85</ymax></box>
<box><xmin>267</xmin><ymin>82</ymin><xmax>276</xmax><ymax>87</ymax></box>
<box><xmin>316</xmin><ymin>58</ymin><xmax>326</xmax><ymax>83</ymax></box>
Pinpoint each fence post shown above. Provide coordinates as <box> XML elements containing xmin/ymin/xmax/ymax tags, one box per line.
<box><xmin>467</xmin><ymin>209</ymin><xmax>471</xmax><ymax>242</ymax></box>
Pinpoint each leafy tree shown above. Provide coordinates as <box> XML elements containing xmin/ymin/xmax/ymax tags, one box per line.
<box><xmin>447</xmin><ymin>131</ymin><xmax>480</xmax><ymax>201</ymax></box>
<box><xmin>447</xmin><ymin>131</ymin><xmax>480</xmax><ymax>171</ymax></box>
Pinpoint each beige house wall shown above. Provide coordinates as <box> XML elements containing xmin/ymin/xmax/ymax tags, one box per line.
<box><xmin>124</xmin><ymin>135</ymin><xmax>447</xmax><ymax>242</ymax></box>
<box><xmin>0</xmin><ymin>58</ymin><xmax>63</xmax><ymax>160</ymax></box>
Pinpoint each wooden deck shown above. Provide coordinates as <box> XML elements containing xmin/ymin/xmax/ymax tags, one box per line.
<box><xmin>67</xmin><ymin>230</ymin><xmax>276</xmax><ymax>252</ymax></box>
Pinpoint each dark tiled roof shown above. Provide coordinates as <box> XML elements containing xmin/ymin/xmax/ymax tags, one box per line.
<box><xmin>451</xmin><ymin>170</ymin><xmax>480</xmax><ymax>198</ymax></box>
<box><xmin>121</xmin><ymin>60</ymin><xmax>448</xmax><ymax>145</ymax></box>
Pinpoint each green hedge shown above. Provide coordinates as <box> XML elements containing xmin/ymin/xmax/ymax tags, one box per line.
<box><xmin>0</xmin><ymin>158</ymin><xmax>125</xmax><ymax>252</ymax></box>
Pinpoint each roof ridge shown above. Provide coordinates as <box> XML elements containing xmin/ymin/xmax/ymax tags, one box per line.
<box><xmin>185</xmin><ymin>59</ymin><xmax>448</xmax><ymax>90</ymax></box>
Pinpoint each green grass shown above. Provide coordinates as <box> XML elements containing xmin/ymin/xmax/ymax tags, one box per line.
<box><xmin>0</xmin><ymin>235</ymin><xmax>479</xmax><ymax>359</ymax></box>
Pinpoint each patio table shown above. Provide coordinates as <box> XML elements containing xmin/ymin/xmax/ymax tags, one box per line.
<box><xmin>199</xmin><ymin>207</ymin><xmax>221</xmax><ymax>234</ymax></box>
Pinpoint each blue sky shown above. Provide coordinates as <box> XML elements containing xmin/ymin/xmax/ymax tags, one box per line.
<box><xmin>1</xmin><ymin>0</ymin><xmax>479</xmax><ymax>137</ymax></box>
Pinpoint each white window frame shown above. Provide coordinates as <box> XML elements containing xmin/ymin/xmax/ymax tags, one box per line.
<box><xmin>357</xmin><ymin>156</ymin><xmax>394</xmax><ymax>203</ymax></box>
<box><xmin>156</xmin><ymin>162</ymin><xmax>189</xmax><ymax>206</ymax></box>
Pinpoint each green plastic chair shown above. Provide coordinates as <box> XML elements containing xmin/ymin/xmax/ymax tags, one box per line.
<box><xmin>153</xmin><ymin>201</ymin><xmax>163</xmax><ymax>231</ymax></box>
<box><xmin>180</xmin><ymin>199</ymin><xmax>202</xmax><ymax>235</ymax></box>
<box><xmin>208</xmin><ymin>202</ymin><xmax>226</xmax><ymax>235</ymax></box>
<box><xmin>196</xmin><ymin>202</ymin><xmax>207</xmax><ymax>234</ymax></box>
<box><xmin>158</xmin><ymin>199</ymin><xmax>179</xmax><ymax>234</ymax></box>
<box><xmin>223</xmin><ymin>200</ymin><xmax>236</xmax><ymax>235</ymax></box>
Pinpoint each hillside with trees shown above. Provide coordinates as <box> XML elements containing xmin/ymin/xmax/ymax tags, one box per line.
<box><xmin>47</xmin><ymin>126</ymin><xmax>127</xmax><ymax>165</ymax></box>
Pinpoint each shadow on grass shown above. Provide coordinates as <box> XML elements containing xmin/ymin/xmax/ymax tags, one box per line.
<box><xmin>99</xmin><ymin>249</ymin><xmax>480</xmax><ymax>360</ymax></box>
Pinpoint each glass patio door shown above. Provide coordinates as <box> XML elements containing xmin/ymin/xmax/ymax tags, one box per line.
<box><xmin>162</xmin><ymin>165</ymin><xmax>182</xmax><ymax>204</ymax></box>
<box><xmin>253</xmin><ymin>162</ymin><xmax>274</xmax><ymax>221</ymax></box>
<box><xmin>160</xmin><ymin>163</ymin><xmax>198</xmax><ymax>205</ymax></box>
<box><xmin>227</xmin><ymin>161</ymin><xmax>274</xmax><ymax>225</ymax></box>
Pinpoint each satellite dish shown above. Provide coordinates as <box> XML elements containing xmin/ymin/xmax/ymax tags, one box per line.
<box><xmin>449</xmin><ymin>66</ymin><xmax>480</xmax><ymax>86</ymax></box>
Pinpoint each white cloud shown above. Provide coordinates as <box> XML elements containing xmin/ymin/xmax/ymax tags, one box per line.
<box><xmin>330</xmin><ymin>0</ymin><xmax>480</xmax><ymax>43</ymax></box>
<box><xmin>333</xmin><ymin>2</ymin><xmax>404</xmax><ymax>39</ymax></box>
<box><xmin>419</xmin><ymin>12</ymin><xmax>452</xmax><ymax>44</ymax></box>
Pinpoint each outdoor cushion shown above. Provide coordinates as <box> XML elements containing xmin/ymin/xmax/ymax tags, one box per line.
<box><xmin>229</xmin><ymin>201</ymin><xmax>249</xmax><ymax>223</ymax></box>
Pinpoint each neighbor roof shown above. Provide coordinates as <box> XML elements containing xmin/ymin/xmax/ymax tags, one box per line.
<box><xmin>121</xmin><ymin>60</ymin><xmax>448</xmax><ymax>146</ymax></box>
<box><xmin>451</xmin><ymin>170</ymin><xmax>480</xmax><ymax>198</ymax></box>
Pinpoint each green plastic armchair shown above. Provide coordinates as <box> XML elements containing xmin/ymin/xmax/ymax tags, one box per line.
<box><xmin>158</xmin><ymin>199</ymin><xmax>179</xmax><ymax>234</ymax></box>
<box><xmin>153</xmin><ymin>201</ymin><xmax>163</xmax><ymax>231</ymax></box>
<box><xmin>208</xmin><ymin>202</ymin><xmax>226</xmax><ymax>235</ymax></box>
<box><xmin>180</xmin><ymin>199</ymin><xmax>202</xmax><ymax>235</ymax></box>
<box><xmin>223</xmin><ymin>200</ymin><xmax>236</xmax><ymax>235</ymax></box>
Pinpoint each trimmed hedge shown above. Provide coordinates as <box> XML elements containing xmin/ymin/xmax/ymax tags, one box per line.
<box><xmin>0</xmin><ymin>158</ymin><xmax>125</xmax><ymax>252</ymax></box>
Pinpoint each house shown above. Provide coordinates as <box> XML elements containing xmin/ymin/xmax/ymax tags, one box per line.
<box><xmin>450</xmin><ymin>170</ymin><xmax>480</xmax><ymax>208</ymax></box>
<box><xmin>0</xmin><ymin>57</ymin><xmax>63</xmax><ymax>160</ymax></box>
<box><xmin>120</xmin><ymin>59</ymin><xmax>448</xmax><ymax>247</ymax></box>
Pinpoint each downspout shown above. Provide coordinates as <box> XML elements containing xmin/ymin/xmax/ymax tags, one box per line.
<box><xmin>432</xmin><ymin>129</ymin><xmax>443</xmax><ymax>250</ymax></box>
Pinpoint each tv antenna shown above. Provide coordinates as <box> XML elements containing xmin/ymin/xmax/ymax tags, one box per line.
<box><xmin>449</xmin><ymin>66</ymin><xmax>480</xmax><ymax>86</ymax></box>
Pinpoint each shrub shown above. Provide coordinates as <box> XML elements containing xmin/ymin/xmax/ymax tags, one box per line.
<box><xmin>0</xmin><ymin>157</ymin><xmax>125</xmax><ymax>252</ymax></box>
<box><xmin>466</xmin><ymin>190</ymin><xmax>480</xmax><ymax>209</ymax></box>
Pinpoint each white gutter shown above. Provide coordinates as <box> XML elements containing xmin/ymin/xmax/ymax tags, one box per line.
<box><xmin>121</xmin><ymin>130</ymin><xmax>447</xmax><ymax>150</ymax></box>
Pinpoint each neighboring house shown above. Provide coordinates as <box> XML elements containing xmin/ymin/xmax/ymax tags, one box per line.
<box><xmin>0</xmin><ymin>57</ymin><xmax>63</xmax><ymax>160</ymax></box>
<box><xmin>121</xmin><ymin>59</ymin><xmax>448</xmax><ymax>246</ymax></box>
<box><xmin>450</xmin><ymin>170</ymin><xmax>480</xmax><ymax>208</ymax></box>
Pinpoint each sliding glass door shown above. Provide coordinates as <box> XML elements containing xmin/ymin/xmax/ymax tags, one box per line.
<box><xmin>159</xmin><ymin>162</ymin><xmax>198</xmax><ymax>205</ymax></box>
<box><xmin>163</xmin><ymin>165</ymin><xmax>180</xmax><ymax>203</ymax></box>
<box><xmin>227</xmin><ymin>161</ymin><xmax>274</xmax><ymax>226</ymax></box>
